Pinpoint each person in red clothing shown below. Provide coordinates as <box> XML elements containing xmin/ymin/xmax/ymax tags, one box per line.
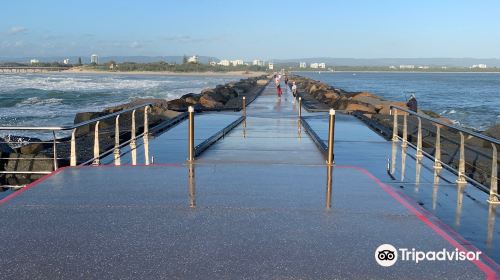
<box><xmin>274</xmin><ymin>74</ymin><xmax>282</xmax><ymax>97</ymax></box>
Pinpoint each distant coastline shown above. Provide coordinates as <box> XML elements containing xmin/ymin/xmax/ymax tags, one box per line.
<box><xmin>292</xmin><ymin>70</ymin><xmax>500</xmax><ymax>74</ymax></box>
<box><xmin>61</xmin><ymin>68</ymin><xmax>267</xmax><ymax>77</ymax></box>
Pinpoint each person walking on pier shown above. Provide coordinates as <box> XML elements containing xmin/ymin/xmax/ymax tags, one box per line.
<box><xmin>291</xmin><ymin>81</ymin><xmax>297</xmax><ymax>98</ymax></box>
<box><xmin>274</xmin><ymin>74</ymin><xmax>282</xmax><ymax>97</ymax></box>
<box><xmin>406</xmin><ymin>94</ymin><xmax>418</xmax><ymax>112</ymax></box>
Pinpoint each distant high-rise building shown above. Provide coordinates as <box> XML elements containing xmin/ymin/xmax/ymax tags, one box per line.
<box><xmin>30</xmin><ymin>59</ymin><xmax>39</xmax><ymax>65</ymax></box>
<box><xmin>252</xmin><ymin>59</ymin><xmax>264</xmax><ymax>66</ymax></box>
<box><xmin>90</xmin><ymin>54</ymin><xmax>99</xmax><ymax>64</ymax></box>
<box><xmin>218</xmin><ymin>59</ymin><xmax>230</xmax><ymax>66</ymax></box>
<box><xmin>231</xmin><ymin>59</ymin><xmax>244</xmax><ymax>66</ymax></box>
<box><xmin>471</xmin><ymin>64</ymin><xmax>487</xmax><ymax>69</ymax></box>
<box><xmin>310</xmin><ymin>63</ymin><xmax>319</xmax><ymax>69</ymax></box>
<box><xmin>299</xmin><ymin>62</ymin><xmax>307</xmax><ymax>68</ymax></box>
<box><xmin>318</xmin><ymin>63</ymin><xmax>326</xmax><ymax>69</ymax></box>
<box><xmin>187</xmin><ymin>55</ymin><xmax>199</xmax><ymax>64</ymax></box>
<box><xmin>63</xmin><ymin>58</ymin><xmax>70</xmax><ymax>65</ymax></box>
<box><xmin>268</xmin><ymin>62</ymin><xmax>274</xmax><ymax>70</ymax></box>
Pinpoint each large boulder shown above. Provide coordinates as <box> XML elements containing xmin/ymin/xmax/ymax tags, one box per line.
<box><xmin>0</xmin><ymin>137</ymin><xmax>14</xmax><ymax>154</ymax></box>
<box><xmin>167</xmin><ymin>99</ymin><xmax>190</xmax><ymax>111</ymax></box>
<box><xmin>257</xmin><ymin>79</ymin><xmax>268</xmax><ymax>86</ymax></box>
<box><xmin>199</xmin><ymin>94</ymin><xmax>224</xmax><ymax>109</ymax></box>
<box><xmin>180</xmin><ymin>93</ymin><xmax>201</xmax><ymax>105</ymax></box>
<box><xmin>484</xmin><ymin>124</ymin><xmax>500</xmax><ymax>140</ymax></box>
<box><xmin>215</xmin><ymin>86</ymin><xmax>238</xmax><ymax>100</ymax></box>
<box><xmin>345</xmin><ymin>103</ymin><xmax>378</xmax><ymax>114</ymax></box>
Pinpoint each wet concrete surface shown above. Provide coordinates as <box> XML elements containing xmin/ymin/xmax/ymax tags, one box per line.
<box><xmin>303</xmin><ymin>113</ymin><xmax>500</xmax><ymax>264</ymax></box>
<box><xmin>0</xmin><ymin>83</ymin><xmax>497</xmax><ymax>279</ymax></box>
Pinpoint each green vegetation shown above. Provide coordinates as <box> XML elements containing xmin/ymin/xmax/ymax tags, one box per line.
<box><xmin>84</xmin><ymin>61</ymin><xmax>267</xmax><ymax>72</ymax></box>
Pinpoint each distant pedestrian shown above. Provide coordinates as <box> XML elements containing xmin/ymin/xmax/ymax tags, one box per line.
<box><xmin>274</xmin><ymin>74</ymin><xmax>282</xmax><ymax>97</ymax></box>
<box><xmin>291</xmin><ymin>81</ymin><xmax>297</xmax><ymax>98</ymax></box>
<box><xmin>406</xmin><ymin>94</ymin><xmax>418</xmax><ymax>112</ymax></box>
<box><xmin>284</xmin><ymin>74</ymin><xmax>289</xmax><ymax>86</ymax></box>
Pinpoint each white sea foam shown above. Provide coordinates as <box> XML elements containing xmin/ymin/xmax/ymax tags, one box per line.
<box><xmin>0</xmin><ymin>73</ymin><xmax>242</xmax><ymax>127</ymax></box>
<box><xmin>17</xmin><ymin>97</ymin><xmax>63</xmax><ymax>106</ymax></box>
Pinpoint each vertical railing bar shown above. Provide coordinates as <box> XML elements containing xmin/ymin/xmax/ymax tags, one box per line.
<box><xmin>488</xmin><ymin>143</ymin><xmax>499</xmax><ymax>204</ymax></box>
<box><xmin>416</xmin><ymin>117</ymin><xmax>423</xmax><ymax>160</ymax></box>
<box><xmin>188</xmin><ymin>106</ymin><xmax>195</xmax><ymax>162</ymax></box>
<box><xmin>434</xmin><ymin>124</ymin><xmax>442</xmax><ymax>171</ymax></box>
<box><xmin>70</xmin><ymin>128</ymin><xmax>76</xmax><ymax>166</ymax></box>
<box><xmin>392</xmin><ymin>108</ymin><xmax>398</xmax><ymax>142</ymax></box>
<box><xmin>92</xmin><ymin>121</ymin><xmax>100</xmax><ymax>165</ymax></box>
<box><xmin>52</xmin><ymin>131</ymin><xmax>58</xmax><ymax>170</ymax></box>
<box><xmin>130</xmin><ymin>109</ymin><xmax>137</xmax><ymax>165</ymax></box>
<box><xmin>114</xmin><ymin>115</ymin><xmax>121</xmax><ymax>166</ymax></box>
<box><xmin>327</xmin><ymin>109</ymin><xmax>335</xmax><ymax>165</ymax></box>
<box><xmin>456</xmin><ymin>132</ymin><xmax>466</xmax><ymax>184</ymax></box>
<box><xmin>402</xmin><ymin>114</ymin><xmax>407</xmax><ymax>148</ymax></box>
<box><xmin>143</xmin><ymin>106</ymin><xmax>150</xmax><ymax>165</ymax></box>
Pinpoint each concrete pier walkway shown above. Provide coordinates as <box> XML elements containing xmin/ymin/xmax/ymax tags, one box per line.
<box><xmin>0</xmin><ymin>83</ymin><xmax>498</xmax><ymax>279</ymax></box>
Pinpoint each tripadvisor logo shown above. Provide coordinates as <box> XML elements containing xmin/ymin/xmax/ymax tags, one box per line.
<box><xmin>375</xmin><ymin>244</ymin><xmax>398</xmax><ymax>267</ymax></box>
<box><xmin>375</xmin><ymin>244</ymin><xmax>482</xmax><ymax>267</ymax></box>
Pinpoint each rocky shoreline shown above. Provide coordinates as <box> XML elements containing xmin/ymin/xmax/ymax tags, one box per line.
<box><xmin>292</xmin><ymin>74</ymin><xmax>499</xmax><ymax>189</ymax></box>
<box><xmin>0</xmin><ymin>75</ymin><xmax>268</xmax><ymax>187</ymax></box>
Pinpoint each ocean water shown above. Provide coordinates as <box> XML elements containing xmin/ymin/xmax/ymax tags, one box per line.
<box><xmin>298</xmin><ymin>72</ymin><xmax>500</xmax><ymax>131</ymax></box>
<box><xmin>0</xmin><ymin>73</ymin><xmax>243</xmax><ymax>128</ymax></box>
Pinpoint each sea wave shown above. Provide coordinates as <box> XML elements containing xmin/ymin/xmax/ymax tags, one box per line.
<box><xmin>0</xmin><ymin>73</ymin><xmax>242</xmax><ymax>127</ymax></box>
<box><xmin>17</xmin><ymin>97</ymin><xmax>64</xmax><ymax>106</ymax></box>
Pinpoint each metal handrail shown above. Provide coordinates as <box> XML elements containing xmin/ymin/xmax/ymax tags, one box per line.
<box><xmin>0</xmin><ymin>103</ymin><xmax>153</xmax><ymax>178</ymax></box>
<box><xmin>0</xmin><ymin>103</ymin><xmax>152</xmax><ymax>132</ymax></box>
<box><xmin>390</xmin><ymin>105</ymin><xmax>500</xmax><ymax>145</ymax></box>
<box><xmin>390</xmin><ymin>105</ymin><xmax>499</xmax><ymax>204</ymax></box>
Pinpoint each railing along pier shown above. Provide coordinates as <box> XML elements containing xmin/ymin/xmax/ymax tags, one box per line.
<box><xmin>390</xmin><ymin>105</ymin><xmax>499</xmax><ymax>204</ymax></box>
<box><xmin>0</xmin><ymin>103</ymin><xmax>152</xmax><ymax>176</ymax></box>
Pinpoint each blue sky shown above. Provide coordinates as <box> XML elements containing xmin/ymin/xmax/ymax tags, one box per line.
<box><xmin>1</xmin><ymin>0</ymin><xmax>499</xmax><ymax>59</ymax></box>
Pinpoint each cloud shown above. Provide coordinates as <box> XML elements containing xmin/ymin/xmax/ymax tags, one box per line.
<box><xmin>130</xmin><ymin>41</ymin><xmax>143</xmax><ymax>48</ymax></box>
<box><xmin>161</xmin><ymin>35</ymin><xmax>222</xmax><ymax>44</ymax></box>
<box><xmin>7</xmin><ymin>26</ymin><xmax>28</xmax><ymax>35</ymax></box>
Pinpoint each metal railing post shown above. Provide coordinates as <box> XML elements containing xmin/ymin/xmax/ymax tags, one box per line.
<box><xmin>242</xmin><ymin>96</ymin><xmax>246</xmax><ymax>117</ymax></box>
<box><xmin>92</xmin><ymin>121</ymin><xmax>100</xmax><ymax>165</ymax></box>
<box><xmin>434</xmin><ymin>125</ymin><xmax>442</xmax><ymax>171</ymax></box>
<box><xmin>242</xmin><ymin>96</ymin><xmax>247</xmax><ymax>128</ymax></box>
<box><xmin>70</xmin><ymin>128</ymin><xmax>76</xmax><ymax>166</ymax></box>
<box><xmin>188</xmin><ymin>106</ymin><xmax>195</xmax><ymax>162</ymax></box>
<box><xmin>113</xmin><ymin>115</ymin><xmax>121</xmax><ymax>166</ymax></box>
<box><xmin>488</xmin><ymin>143</ymin><xmax>499</xmax><ymax>204</ymax></box>
<box><xmin>52</xmin><ymin>131</ymin><xmax>58</xmax><ymax>170</ymax></box>
<box><xmin>327</xmin><ymin>109</ymin><xmax>336</xmax><ymax>165</ymax></box>
<box><xmin>416</xmin><ymin>117</ymin><xmax>423</xmax><ymax>160</ymax></box>
<box><xmin>143</xmin><ymin>106</ymin><xmax>150</xmax><ymax>165</ymax></box>
<box><xmin>130</xmin><ymin>110</ymin><xmax>137</xmax><ymax>165</ymax></box>
<box><xmin>402</xmin><ymin>114</ymin><xmax>408</xmax><ymax>148</ymax></box>
<box><xmin>392</xmin><ymin>108</ymin><xmax>399</xmax><ymax>142</ymax></box>
<box><xmin>456</xmin><ymin>132</ymin><xmax>467</xmax><ymax>184</ymax></box>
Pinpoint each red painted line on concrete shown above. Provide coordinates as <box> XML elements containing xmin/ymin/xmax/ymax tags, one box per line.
<box><xmin>76</xmin><ymin>163</ymin><xmax>184</xmax><ymax>168</ymax></box>
<box><xmin>0</xmin><ymin>163</ymin><xmax>184</xmax><ymax>205</ymax></box>
<box><xmin>0</xmin><ymin>166</ymin><xmax>68</xmax><ymax>205</ymax></box>
<box><xmin>336</xmin><ymin>165</ymin><xmax>499</xmax><ymax>280</ymax></box>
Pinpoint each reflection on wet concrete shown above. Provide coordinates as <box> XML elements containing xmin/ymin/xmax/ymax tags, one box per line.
<box><xmin>487</xmin><ymin>204</ymin><xmax>497</xmax><ymax>248</ymax></box>
<box><xmin>188</xmin><ymin>163</ymin><xmax>196</xmax><ymax>208</ymax></box>
<box><xmin>326</xmin><ymin>165</ymin><xmax>333</xmax><ymax>209</ymax></box>
<box><xmin>455</xmin><ymin>184</ymin><xmax>465</xmax><ymax>227</ymax></box>
<box><xmin>401</xmin><ymin>146</ymin><xmax>407</xmax><ymax>181</ymax></box>
<box><xmin>432</xmin><ymin>170</ymin><xmax>441</xmax><ymax>210</ymax></box>
<box><xmin>415</xmin><ymin>158</ymin><xmax>422</xmax><ymax>192</ymax></box>
<box><xmin>391</xmin><ymin>141</ymin><xmax>398</xmax><ymax>175</ymax></box>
